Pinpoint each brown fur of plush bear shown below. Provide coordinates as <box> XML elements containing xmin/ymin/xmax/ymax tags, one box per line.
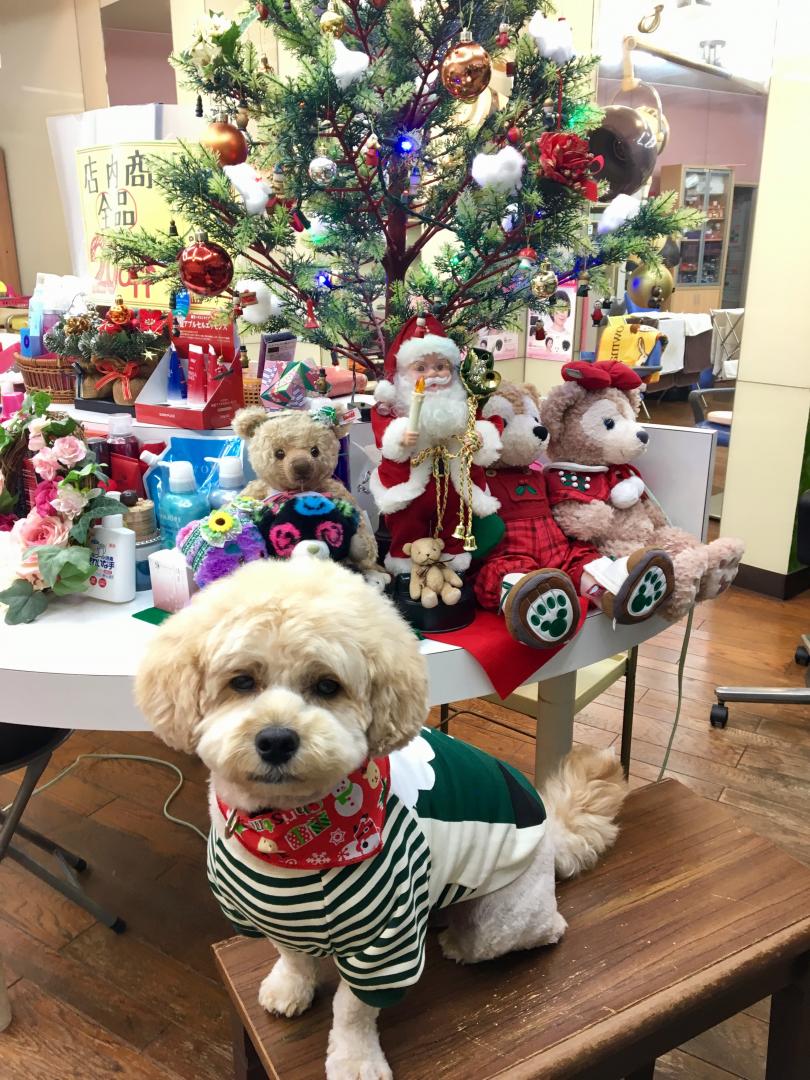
<box><xmin>403</xmin><ymin>537</ymin><xmax>463</xmax><ymax>608</ymax></box>
<box><xmin>232</xmin><ymin>405</ymin><xmax>387</xmax><ymax>586</ymax></box>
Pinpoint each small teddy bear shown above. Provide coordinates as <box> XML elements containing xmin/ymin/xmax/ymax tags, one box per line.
<box><xmin>541</xmin><ymin>360</ymin><xmax>744</xmax><ymax>619</ymax></box>
<box><xmin>232</xmin><ymin>402</ymin><xmax>387</xmax><ymax>587</ymax></box>
<box><xmin>403</xmin><ymin>537</ymin><xmax>464</xmax><ymax>608</ymax></box>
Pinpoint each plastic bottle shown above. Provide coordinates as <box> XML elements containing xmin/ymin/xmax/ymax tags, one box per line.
<box><xmin>87</xmin><ymin>496</ymin><xmax>136</xmax><ymax>602</ymax></box>
<box><xmin>107</xmin><ymin>414</ymin><xmax>140</xmax><ymax>459</ymax></box>
<box><xmin>206</xmin><ymin>456</ymin><xmax>245</xmax><ymax>509</ymax></box>
<box><xmin>158</xmin><ymin>461</ymin><xmax>209</xmax><ymax>548</ymax></box>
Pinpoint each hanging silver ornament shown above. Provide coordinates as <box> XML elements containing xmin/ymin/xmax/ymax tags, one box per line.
<box><xmin>308</xmin><ymin>155</ymin><xmax>338</xmax><ymax>187</ymax></box>
<box><xmin>530</xmin><ymin>261</ymin><xmax>558</xmax><ymax>300</ymax></box>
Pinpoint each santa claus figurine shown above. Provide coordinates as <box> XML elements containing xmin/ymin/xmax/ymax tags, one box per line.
<box><xmin>370</xmin><ymin>315</ymin><xmax>502</xmax><ymax>576</ymax></box>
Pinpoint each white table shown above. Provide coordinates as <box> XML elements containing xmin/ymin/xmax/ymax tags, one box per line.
<box><xmin>0</xmin><ymin>424</ymin><xmax>716</xmax><ymax>785</ymax></box>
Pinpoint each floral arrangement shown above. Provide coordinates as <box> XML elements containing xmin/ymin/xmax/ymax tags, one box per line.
<box><xmin>0</xmin><ymin>392</ymin><xmax>125</xmax><ymax>624</ymax></box>
<box><xmin>43</xmin><ymin>310</ymin><xmax>101</xmax><ymax>360</ymax></box>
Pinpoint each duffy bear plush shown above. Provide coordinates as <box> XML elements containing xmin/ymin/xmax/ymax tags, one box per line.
<box><xmin>475</xmin><ymin>382</ymin><xmax>675</xmax><ymax>648</ymax></box>
<box><xmin>232</xmin><ymin>402</ymin><xmax>387</xmax><ymax>586</ymax></box>
<box><xmin>540</xmin><ymin>361</ymin><xmax>744</xmax><ymax>619</ymax></box>
<box><xmin>403</xmin><ymin>537</ymin><xmax>464</xmax><ymax>609</ymax></box>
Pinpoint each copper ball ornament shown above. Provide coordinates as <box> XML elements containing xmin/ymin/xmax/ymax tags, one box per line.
<box><xmin>657</xmin><ymin>234</ymin><xmax>682</xmax><ymax>269</ymax></box>
<box><xmin>530</xmin><ymin>261</ymin><xmax>558</xmax><ymax>300</ymax></box>
<box><xmin>441</xmin><ymin>33</ymin><xmax>492</xmax><ymax>102</ymax></box>
<box><xmin>201</xmin><ymin>119</ymin><xmax>248</xmax><ymax>166</ymax></box>
<box><xmin>319</xmin><ymin>8</ymin><xmax>346</xmax><ymax>36</ymax></box>
<box><xmin>587</xmin><ymin>106</ymin><xmax>658</xmax><ymax>200</ymax></box>
<box><xmin>177</xmin><ymin>231</ymin><xmax>234</xmax><ymax>296</ymax></box>
<box><xmin>308</xmin><ymin>155</ymin><xmax>338</xmax><ymax>187</ymax></box>
<box><xmin>626</xmin><ymin>261</ymin><xmax>673</xmax><ymax>310</ymax></box>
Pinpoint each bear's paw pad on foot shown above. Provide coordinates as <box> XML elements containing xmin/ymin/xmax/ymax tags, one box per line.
<box><xmin>629</xmin><ymin>567</ymin><xmax>667</xmax><ymax>615</ymax></box>
<box><xmin>528</xmin><ymin>589</ymin><xmax>574</xmax><ymax>641</ymax></box>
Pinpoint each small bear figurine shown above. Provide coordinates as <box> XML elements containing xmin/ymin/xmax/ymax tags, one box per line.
<box><xmin>403</xmin><ymin>537</ymin><xmax>464</xmax><ymax>609</ymax></box>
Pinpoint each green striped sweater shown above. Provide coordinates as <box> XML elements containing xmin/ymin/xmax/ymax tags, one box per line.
<box><xmin>207</xmin><ymin>726</ymin><xmax>546</xmax><ymax>1007</ymax></box>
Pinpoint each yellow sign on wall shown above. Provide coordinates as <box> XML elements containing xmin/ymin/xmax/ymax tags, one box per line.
<box><xmin>75</xmin><ymin>141</ymin><xmax>183</xmax><ymax>309</ymax></box>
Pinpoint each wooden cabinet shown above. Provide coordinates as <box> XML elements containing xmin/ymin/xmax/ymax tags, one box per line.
<box><xmin>659</xmin><ymin>165</ymin><xmax>735</xmax><ymax>314</ymax></box>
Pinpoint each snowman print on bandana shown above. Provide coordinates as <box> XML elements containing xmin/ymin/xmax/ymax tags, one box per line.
<box><xmin>332</xmin><ymin>777</ymin><xmax>364</xmax><ymax>816</ymax></box>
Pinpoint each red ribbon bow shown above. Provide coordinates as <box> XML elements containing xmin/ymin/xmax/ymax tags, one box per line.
<box><xmin>532</xmin><ymin>132</ymin><xmax>603</xmax><ymax>202</ymax></box>
<box><xmin>561</xmin><ymin>360</ymin><xmax>642</xmax><ymax>392</ymax></box>
<box><xmin>94</xmin><ymin>360</ymin><xmax>142</xmax><ymax>403</ymax></box>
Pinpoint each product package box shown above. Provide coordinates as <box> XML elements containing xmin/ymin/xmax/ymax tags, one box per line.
<box><xmin>135</xmin><ymin>313</ymin><xmax>244</xmax><ymax>429</ymax></box>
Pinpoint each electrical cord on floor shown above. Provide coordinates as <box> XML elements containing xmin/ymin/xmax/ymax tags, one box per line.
<box><xmin>1</xmin><ymin>753</ymin><xmax>208</xmax><ymax>842</ymax></box>
<box><xmin>657</xmin><ymin>606</ymin><xmax>695</xmax><ymax>781</ymax></box>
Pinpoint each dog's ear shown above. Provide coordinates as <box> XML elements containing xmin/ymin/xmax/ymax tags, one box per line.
<box><xmin>540</xmin><ymin>381</ymin><xmax>585</xmax><ymax>448</ymax></box>
<box><xmin>232</xmin><ymin>406</ymin><xmax>270</xmax><ymax>440</ymax></box>
<box><xmin>134</xmin><ymin>607</ymin><xmax>206</xmax><ymax>753</ymax></box>
<box><xmin>365</xmin><ymin>600</ymin><xmax>429</xmax><ymax>757</ymax></box>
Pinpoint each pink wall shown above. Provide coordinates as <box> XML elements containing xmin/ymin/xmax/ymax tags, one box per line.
<box><xmin>103</xmin><ymin>28</ymin><xmax>177</xmax><ymax>107</ymax></box>
<box><xmin>598</xmin><ymin>80</ymin><xmax>767</xmax><ymax>186</ymax></box>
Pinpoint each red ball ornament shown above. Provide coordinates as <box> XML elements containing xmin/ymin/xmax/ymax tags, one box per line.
<box><xmin>506</xmin><ymin>125</ymin><xmax>522</xmax><ymax>145</ymax></box>
<box><xmin>201</xmin><ymin>119</ymin><xmax>248</xmax><ymax>166</ymax></box>
<box><xmin>177</xmin><ymin>231</ymin><xmax>234</xmax><ymax>296</ymax></box>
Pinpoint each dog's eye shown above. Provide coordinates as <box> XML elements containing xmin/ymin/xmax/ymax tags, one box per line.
<box><xmin>310</xmin><ymin>446</ymin><xmax>320</xmax><ymax>458</ymax></box>
<box><xmin>313</xmin><ymin>677</ymin><xmax>340</xmax><ymax>697</ymax></box>
<box><xmin>229</xmin><ymin>674</ymin><xmax>257</xmax><ymax>693</ymax></box>
<box><xmin>603</xmin><ymin>418</ymin><xmax>615</xmax><ymax>430</ymax></box>
<box><xmin>274</xmin><ymin>449</ymin><xmax>285</xmax><ymax>460</ymax></box>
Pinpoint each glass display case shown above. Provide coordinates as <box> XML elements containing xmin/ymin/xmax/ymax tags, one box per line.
<box><xmin>659</xmin><ymin>165</ymin><xmax>735</xmax><ymax>313</ymax></box>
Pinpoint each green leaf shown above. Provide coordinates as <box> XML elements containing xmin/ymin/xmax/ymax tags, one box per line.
<box><xmin>0</xmin><ymin>579</ymin><xmax>50</xmax><ymax>624</ymax></box>
<box><xmin>23</xmin><ymin>391</ymin><xmax>52</xmax><ymax>417</ymax></box>
<box><xmin>43</xmin><ymin>418</ymin><xmax>78</xmax><ymax>438</ymax></box>
<box><xmin>34</xmin><ymin>545</ymin><xmax>92</xmax><ymax>590</ymax></box>
<box><xmin>0</xmin><ymin>488</ymin><xmax>16</xmax><ymax>513</ymax></box>
<box><xmin>69</xmin><ymin>495</ymin><xmax>125</xmax><ymax>543</ymax></box>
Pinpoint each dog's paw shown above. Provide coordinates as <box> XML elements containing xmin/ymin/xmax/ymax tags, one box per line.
<box><xmin>438</xmin><ymin>927</ymin><xmax>472</xmax><ymax>965</ymax></box>
<box><xmin>258</xmin><ymin>962</ymin><xmax>315</xmax><ymax>1018</ymax></box>
<box><xmin>325</xmin><ymin>1049</ymin><xmax>393</xmax><ymax>1080</ymax></box>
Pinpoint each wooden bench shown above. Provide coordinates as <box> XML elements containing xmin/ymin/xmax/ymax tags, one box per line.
<box><xmin>213</xmin><ymin>780</ymin><xmax>810</xmax><ymax>1079</ymax></box>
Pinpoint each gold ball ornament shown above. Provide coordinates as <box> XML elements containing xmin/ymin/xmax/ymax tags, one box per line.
<box><xmin>530</xmin><ymin>261</ymin><xmax>558</xmax><ymax>300</ymax></box>
<box><xmin>626</xmin><ymin>261</ymin><xmax>674</xmax><ymax>309</ymax></box>
<box><xmin>319</xmin><ymin>8</ymin><xmax>346</xmax><ymax>36</ymax></box>
<box><xmin>441</xmin><ymin>31</ymin><xmax>492</xmax><ymax>102</ymax></box>
<box><xmin>308</xmin><ymin>155</ymin><xmax>338</xmax><ymax>187</ymax></box>
<box><xmin>201</xmin><ymin>119</ymin><xmax>248</xmax><ymax>166</ymax></box>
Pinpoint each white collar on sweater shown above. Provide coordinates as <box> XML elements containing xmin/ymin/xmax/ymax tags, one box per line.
<box><xmin>547</xmin><ymin>462</ymin><xmax>609</xmax><ymax>473</ymax></box>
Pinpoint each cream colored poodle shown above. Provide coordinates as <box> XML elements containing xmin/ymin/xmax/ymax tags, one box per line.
<box><xmin>136</xmin><ymin>559</ymin><xmax>627</xmax><ymax>1080</ymax></box>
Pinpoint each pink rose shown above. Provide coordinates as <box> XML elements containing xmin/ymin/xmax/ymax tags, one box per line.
<box><xmin>12</xmin><ymin>509</ymin><xmax>71</xmax><ymax>552</ymax></box>
<box><xmin>16</xmin><ymin>549</ymin><xmax>47</xmax><ymax>590</ymax></box>
<box><xmin>26</xmin><ymin>416</ymin><xmax>50</xmax><ymax>453</ymax></box>
<box><xmin>50</xmin><ymin>485</ymin><xmax>88</xmax><ymax>517</ymax></box>
<box><xmin>51</xmin><ymin>435</ymin><xmax>87</xmax><ymax>468</ymax></box>
<box><xmin>33</xmin><ymin>479</ymin><xmax>59</xmax><ymax>517</ymax></box>
<box><xmin>31</xmin><ymin>447</ymin><xmax>60</xmax><ymax>481</ymax></box>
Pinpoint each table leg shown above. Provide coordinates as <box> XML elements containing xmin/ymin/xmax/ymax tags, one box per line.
<box><xmin>0</xmin><ymin>956</ymin><xmax>11</xmax><ymax>1033</ymax></box>
<box><xmin>534</xmin><ymin>671</ymin><xmax>577</xmax><ymax>788</ymax></box>
<box><xmin>230</xmin><ymin>1007</ymin><xmax>266</xmax><ymax>1080</ymax></box>
<box><xmin>766</xmin><ymin>956</ymin><xmax>810</xmax><ymax>1080</ymax></box>
<box><xmin>620</xmin><ymin>646</ymin><xmax>639</xmax><ymax>779</ymax></box>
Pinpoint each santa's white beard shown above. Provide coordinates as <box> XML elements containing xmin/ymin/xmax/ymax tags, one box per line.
<box><xmin>393</xmin><ymin>377</ymin><xmax>469</xmax><ymax>442</ymax></box>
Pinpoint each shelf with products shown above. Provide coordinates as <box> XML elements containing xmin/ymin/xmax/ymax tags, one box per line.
<box><xmin>660</xmin><ymin>164</ymin><xmax>735</xmax><ymax>310</ymax></box>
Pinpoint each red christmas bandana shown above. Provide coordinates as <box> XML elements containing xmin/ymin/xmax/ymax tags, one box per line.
<box><xmin>216</xmin><ymin>757</ymin><xmax>390</xmax><ymax>870</ymax></box>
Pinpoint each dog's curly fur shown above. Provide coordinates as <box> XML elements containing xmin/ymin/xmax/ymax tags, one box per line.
<box><xmin>136</xmin><ymin>559</ymin><xmax>627</xmax><ymax>1080</ymax></box>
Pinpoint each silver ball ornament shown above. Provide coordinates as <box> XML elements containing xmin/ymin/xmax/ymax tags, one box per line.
<box><xmin>308</xmin><ymin>155</ymin><xmax>338</xmax><ymax>187</ymax></box>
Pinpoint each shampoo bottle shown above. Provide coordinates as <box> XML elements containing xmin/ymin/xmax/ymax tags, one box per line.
<box><xmin>158</xmin><ymin>461</ymin><xmax>209</xmax><ymax>548</ymax></box>
<box><xmin>207</xmin><ymin>456</ymin><xmax>245</xmax><ymax>509</ymax></box>
<box><xmin>87</xmin><ymin>497</ymin><xmax>136</xmax><ymax>602</ymax></box>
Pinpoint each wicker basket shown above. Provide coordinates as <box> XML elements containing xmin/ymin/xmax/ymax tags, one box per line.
<box><xmin>16</xmin><ymin>353</ymin><xmax>77</xmax><ymax>404</ymax></box>
<box><xmin>242</xmin><ymin>375</ymin><xmax>263</xmax><ymax>408</ymax></box>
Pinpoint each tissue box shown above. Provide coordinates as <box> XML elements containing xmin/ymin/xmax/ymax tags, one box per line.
<box><xmin>148</xmin><ymin>548</ymin><xmax>198</xmax><ymax>612</ymax></box>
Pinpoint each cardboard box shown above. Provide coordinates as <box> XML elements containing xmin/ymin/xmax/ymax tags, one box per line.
<box><xmin>135</xmin><ymin>314</ymin><xmax>244</xmax><ymax>429</ymax></box>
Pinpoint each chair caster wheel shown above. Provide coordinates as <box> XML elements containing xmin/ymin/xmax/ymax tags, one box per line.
<box><xmin>110</xmin><ymin>918</ymin><xmax>127</xmax><ymax>934</ymax></box>
<box><xmin>795</xmin><ymin>645</ymin><xmax>810</xmax><ymax>667</ymax></box>
<box><xmin>710</xmin><ymin>704</ymin><xmax>729</xmax><ymax>729</ymax></box>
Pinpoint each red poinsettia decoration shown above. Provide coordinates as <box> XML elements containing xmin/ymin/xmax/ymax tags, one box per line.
<box><xmin>531</xmin><ymin>132</ymin><xmax>603</xmax><ymax>202</ymax></box>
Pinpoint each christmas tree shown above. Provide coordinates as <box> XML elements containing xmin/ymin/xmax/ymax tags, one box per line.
<box><xmin>105</xmin><ymin>2</ymin><xmax>698</xmax><ymax>374</ymax></box>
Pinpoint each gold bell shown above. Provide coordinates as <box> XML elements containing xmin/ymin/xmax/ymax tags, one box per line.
<box><xmin>452</xmin><ymin>523</ymin><xmax>467</xmax><ymax>541</ymax></box>
<box><xmin>463</xmin><ymin>534</ymin><xmax>477</xmax><ymax>552</ymax></box>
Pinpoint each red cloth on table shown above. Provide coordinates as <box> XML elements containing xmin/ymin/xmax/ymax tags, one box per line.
<box><xmin>424</xmin><ymin>605</ymin><xmax>588</xmax><ymax>700</ymax></box>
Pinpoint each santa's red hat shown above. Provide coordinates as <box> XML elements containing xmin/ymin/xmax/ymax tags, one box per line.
<box><xmin>374</xmin><ymin>314</ymin><xmax>461</xmax><ymax>405</ymax></box>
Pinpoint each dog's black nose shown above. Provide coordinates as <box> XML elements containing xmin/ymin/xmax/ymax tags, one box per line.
<box><xmin>636</xmin><ymin>430</ymin><xmax>649</xmax><ymax>444</ymax></box>
<box><xmin>255</xmin><ymin>727</ymin><xmax>300</xmax><ymax>766</ymax></box>
<box><xmin>533</xmin><ymin>424</ymin><xmax>549</xmax><ymax>442</ymax></box>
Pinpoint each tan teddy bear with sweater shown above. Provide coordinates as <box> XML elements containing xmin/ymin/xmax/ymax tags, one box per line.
<box><xmin>232</xmin><ymin>403</ymin><xmax>387</xmax><ymax>587</ymax></box>
<box><xmin>403</xmin><ymin>537</ymin><xmax>463</xmax><ymax>608</ymax></box>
